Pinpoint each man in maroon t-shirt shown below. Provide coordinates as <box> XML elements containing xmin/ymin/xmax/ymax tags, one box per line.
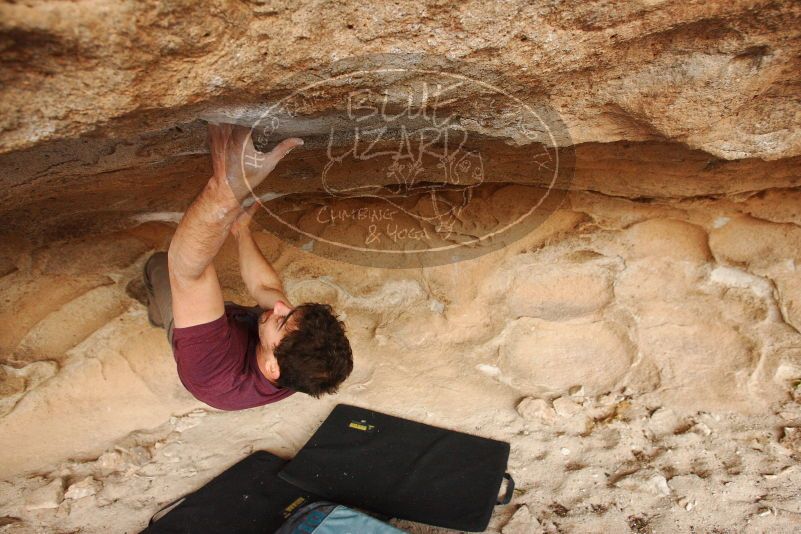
<box><xmin>141</xmin><ymin>123</ymin><xmax>353</xmax><ymax>410</ymax></box>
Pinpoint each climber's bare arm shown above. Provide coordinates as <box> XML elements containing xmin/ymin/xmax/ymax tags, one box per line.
<box><xmin>231</xmin><ymin>207</ymin><xmax>292</xmax><ymax>310</ymax></box>
<box><xmin>168</xmin><ymin>123</ymin><xmax>303</xmax><ymax>328</ymax></box>
<box><xmin>167</xmin><ymin>177</ymin><xmax>238</xmax><ymax>328</ymax></box>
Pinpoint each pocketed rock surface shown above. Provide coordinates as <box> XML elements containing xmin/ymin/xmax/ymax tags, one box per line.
<box><xmin>1</xmin><ymin>1</ymin><xmax>801</xmax><ymax>533</ymax></box>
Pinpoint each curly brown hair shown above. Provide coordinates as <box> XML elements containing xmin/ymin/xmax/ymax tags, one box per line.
<box><xmin>273</xmin><ymin>303</ymin><xmax>353</xmax><ymax>398</ymax></box>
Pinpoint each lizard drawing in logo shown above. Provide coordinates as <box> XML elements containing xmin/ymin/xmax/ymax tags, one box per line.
<box><xmin>320</xmin><ymin>125</ymin><xmax>485</xmax><ymax>240</ymax></box>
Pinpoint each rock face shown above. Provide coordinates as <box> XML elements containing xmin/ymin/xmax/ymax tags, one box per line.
<box><xmin>500</xmin><ymin>318</ymin><xmax>634</xmax><ymax>396</ymax></box>
<box><xmin>1</xmin><ymin>1</ymin><xmax>800</xmax><ymax>159</ymax></box>
<box><xmin>1</xmin><ymin>3</ymin><xmax>801</xmax><ymax>533</ymax></box>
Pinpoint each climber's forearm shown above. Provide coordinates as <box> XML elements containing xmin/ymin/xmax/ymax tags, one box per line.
<box><xmin>235</xmin><ymin>226</ymin><xmax>284</xmax><ymax>296</ymax></box>
<box><xmin>168</xmin><ymin>177</ymin><xmax>241</xmax><ymax>281</ymax></box>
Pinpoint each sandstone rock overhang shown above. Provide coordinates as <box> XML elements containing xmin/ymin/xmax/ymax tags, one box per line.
<box><xmin>0</xmin><ymin>1</ymin><xmax>799</xmax><ymax>244</ymax></box>
<box><xmin>1</xmin><ymin>1</ymin><xmax>799</xmax><ymax>158</ymax></box>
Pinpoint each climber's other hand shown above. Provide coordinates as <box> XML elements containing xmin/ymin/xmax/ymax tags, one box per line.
<box><xmin>230</xmin><ymin>202</ymin><xmax>259</xmax><ymax>238</ymax></box>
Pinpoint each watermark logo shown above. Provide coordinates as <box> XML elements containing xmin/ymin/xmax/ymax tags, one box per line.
<box><xmin>224</xmin><ymin>54</ymin><xmax>574</xmax><ymax>267</ymax></box>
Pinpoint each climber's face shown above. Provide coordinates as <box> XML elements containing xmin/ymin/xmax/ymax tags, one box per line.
<box><xmin>255</xmin><ymin>300</ymin><xmax>297</xmax><ymax>383</ymax></box>
<box><xmin>258</xmin><ymin>300</ymin><xmax>296</xmax><ymax>356</ymax></box>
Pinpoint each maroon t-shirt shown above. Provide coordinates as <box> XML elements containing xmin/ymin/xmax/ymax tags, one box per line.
<box><xmin>171</xmin><ymin>303</ymin><xmax>294</xmax><ymax>410</ymax></box>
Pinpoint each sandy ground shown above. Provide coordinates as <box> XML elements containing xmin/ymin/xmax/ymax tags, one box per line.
<box><xmin>1</xmin><ymin>189</ymin><xmax>800</xmax><ymax>533</ymax></box>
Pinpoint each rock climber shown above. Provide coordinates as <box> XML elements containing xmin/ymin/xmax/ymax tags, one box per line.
<box><xmin>140</xmin><ymin>123</ymin><xmax>353</xmax><ymax>410</ymax></box>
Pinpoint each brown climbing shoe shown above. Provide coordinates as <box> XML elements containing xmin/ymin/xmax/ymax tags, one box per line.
<box><xmin>143</xmin><ymin>254</ymin><xmax>165</xmax><ymax>328</ymax></box>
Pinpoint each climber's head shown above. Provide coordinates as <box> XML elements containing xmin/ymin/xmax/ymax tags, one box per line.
<box><xmin>257</xmin><ymin>301</ymin><xmax>353</xmax><ymax>397</ymax></box>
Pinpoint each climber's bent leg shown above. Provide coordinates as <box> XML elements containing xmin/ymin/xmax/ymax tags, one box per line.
<box><xmin>144</xmin><ymin>252</ymin><xmax>176</xmax><ymax>345</ymax></box>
